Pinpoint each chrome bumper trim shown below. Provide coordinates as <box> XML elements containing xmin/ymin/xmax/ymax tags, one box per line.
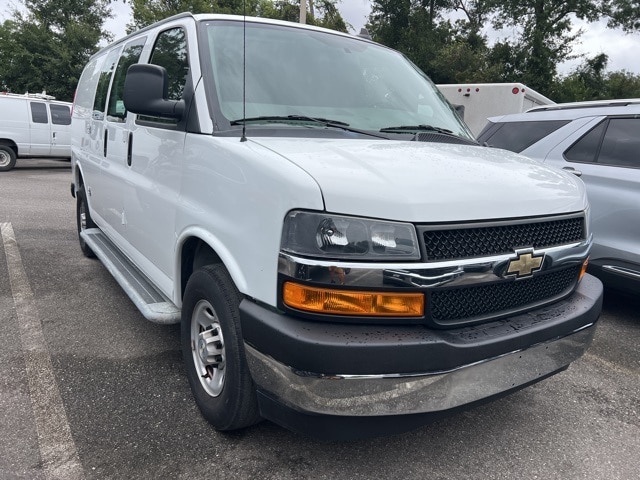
<box><xmin>278</xmin><ymin>236</ymin><xmax>592</xmax><ymax>290</ymax></box>
<box><xmin>245</xmin><ymin>324</ymin><xmax>595</xmax><ymax>417</ymax></box>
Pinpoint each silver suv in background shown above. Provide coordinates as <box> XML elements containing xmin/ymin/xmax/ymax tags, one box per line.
<box><xmin>478</xmin><ymin>100</ymin><xmax>640</xmax><ymax>294</ymax></box>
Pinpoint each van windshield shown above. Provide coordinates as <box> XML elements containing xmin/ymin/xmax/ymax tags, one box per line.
<box><xmin>201</xmin><ymin>20</ymin><xmax>472</xmax><ymax>139</ymax></box>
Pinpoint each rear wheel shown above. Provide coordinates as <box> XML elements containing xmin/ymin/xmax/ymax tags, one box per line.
<box><xmin>0</xmin><ymin>145</ymin><xmax>17</xmax><ymax>172</ymax></box>
<box><xmin>76</xmin><ymin>186</ymin><xmax>96</xmax><ymax>258</ymax></box>
<box><xmin>181</xmin><ymin>264</ymin><xmax>260</xmax><ymax>431</ymax></box>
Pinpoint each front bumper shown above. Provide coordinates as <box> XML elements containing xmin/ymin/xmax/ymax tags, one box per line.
<box><xmin>240</xmin><ymin>274</ymin><xmax>602</xmax><ymax>437</ymax></box>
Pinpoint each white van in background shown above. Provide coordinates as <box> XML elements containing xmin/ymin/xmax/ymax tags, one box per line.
<box><xmin>0</xmin><ymin>92</ymin><xmax>72</xmax><ymax>171</ymax></box>
<box><xmin>437</xmin><ymin>83</ymin><xmax>555</xmax><ymax>136</ymax></box>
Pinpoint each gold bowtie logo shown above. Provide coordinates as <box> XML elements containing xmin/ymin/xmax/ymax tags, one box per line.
<box><xmin>506</xmin><ymin>251</ymin><xmax>544</xmax><ymax>278</ymax></box>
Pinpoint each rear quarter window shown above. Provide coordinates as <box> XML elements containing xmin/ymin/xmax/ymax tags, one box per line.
<box><xmin>565</xmin><ymin>117</ymin><xmax>640</xmax><ymax>168</ymax></box>
<box><xmin>50</xmin><ymin>104</ymin><xmax>71</xmax><ymax>125</ymax></box>
<box><xmin>478</xmin><ymin>120</ymin><xmax>570</xmax><ymax>153</ymax></box>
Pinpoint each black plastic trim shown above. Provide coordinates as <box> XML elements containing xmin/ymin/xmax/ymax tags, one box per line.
<box><xmin>240</xmin><ymin>274</ymin><xmax>603</xmax><ymax>376</ymax></box>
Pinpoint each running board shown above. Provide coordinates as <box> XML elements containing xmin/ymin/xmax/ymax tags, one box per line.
<box><xmin>81</xmin><ymin>228</ymin><xmax>181</xmax><ymax>324</ymax></box>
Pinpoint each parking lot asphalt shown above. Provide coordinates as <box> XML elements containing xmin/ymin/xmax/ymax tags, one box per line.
<box><xmin>1</xmin><ymin>158</ymin><xmax>639</xmax><ymax>480</ymax></box>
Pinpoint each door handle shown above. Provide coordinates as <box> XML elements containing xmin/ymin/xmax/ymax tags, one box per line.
<box><xmin>103</xmin><ymin>128</ymin><xmax>108</xmax><ymax>157</ymax></box>
<box><xmin>562</xmin><ymin>166</ymin><xmax>582</xmax><ymax>177</ymax></box>
<box><xmin>127</xmin><ymin>132</ymin><xmax>133</xmax><ymax>166</ymax></box>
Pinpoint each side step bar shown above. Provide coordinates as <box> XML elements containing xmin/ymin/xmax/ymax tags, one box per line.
<box><xmin>81</xmin><ymin>228</ymin><xmax>181</xmax><ymax>324</ymax></box>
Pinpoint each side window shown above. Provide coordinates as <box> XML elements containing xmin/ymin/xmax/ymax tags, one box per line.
<box><xmin>566</xmin><ymin>118</ymin><xmax>640</xmax><ymax>168</ymax></box>
<box><xmin>50</xmin><ymin>104</ymin><xmax>71</xmax><ymax>125</ymax></box>
<box><xmin>138</xmin><ymin>27</ymin><xmax>189</xmax><ymax>126</ymax></box>
<box><xmin>106</xmin><ymin>37</ymin><xmax>147</xmax><ymax>123</ymax></box>
<box><xmin>74</xmin><ymin>56</ymin><xmax>102</xmax><ymax>113</ymax></box>
<box><xmin>479</xmin><ymin>120</ymin><xmax>570</xmax><ymax>153</ymax></box>
<box><xmin>149</xmin><ymin>27</ymin><xmax>189</xmax><ymax>101</ymax></box>
<box><xmin>30</xmin><ymin>102</ymin><xmax>48</xmax><ymax>123</ymax></box>
<box><xmin>598</xmin><ymin>118</ymin><xmax>640</xmax><ymax>168</ymax></box>
<box><xmin>93</xmin><ymin>48</ymin><xmax>122</xmax><ymax>121</ymax></box>
<box><xmin>564</xmin><ymin>121</ymin><xmax>606</xmax><ymax>163</ymax></box>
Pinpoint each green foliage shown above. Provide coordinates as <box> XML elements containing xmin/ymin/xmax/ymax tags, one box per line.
<box><xmin>0</xmin><ymin>0</ymin><xmax>111</xmax><ymax>101</ymax></box>
<box><xmin>607</xmin><ymin>0</ymin><xmax>640</xmax><ymax>32</ymax></box>
<box><xmin>367</xmin><ymin>1</ymin><xmax>499</xmax><ymax>83</ymax></box>
<box><xmin>553</xmin><ymin>54</ymin><xmax>640</xmax><ymax>102</ymax></box>
<box><xmin>482</xmin><ymin>0</ymin><xmax>606</xmax><ymax>96</ymax></box>
<box><xmin>367</xmin><ymin>0</ymin><xmax>631</xmax><ymax>100</ymax></box>
<box><xmin>128</xmin><ymin>0</ymin><xmax>348</xmax><ymax>33</ymax></box>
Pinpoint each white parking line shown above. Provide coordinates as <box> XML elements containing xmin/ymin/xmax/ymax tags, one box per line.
<box><xmin>1</xmin><ymin>222</ymin><xmax>85</xmax><ymax>480</ymax></box>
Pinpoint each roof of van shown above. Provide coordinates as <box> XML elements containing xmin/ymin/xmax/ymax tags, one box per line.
<box><xmin>0</xmin><ymin>92</ymin><xmax>71</xmax><ymax>105</ymax></box>
<box><xmin>90</xmin><ymin>12</ymin><xmax>375</xmax><ymax>59</ymax></box>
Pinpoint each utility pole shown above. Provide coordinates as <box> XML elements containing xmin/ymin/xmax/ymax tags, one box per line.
<box><xmin>299</xmin><ymin>0</ymin><xmax>307</xmax><ymax>24</ymax></box>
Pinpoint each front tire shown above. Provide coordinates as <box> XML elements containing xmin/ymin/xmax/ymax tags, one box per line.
<box><xmin>181</xmin><ymin>264</ymin><xmax>260</xmax><ymax>431</ymax></box>
<box><xmin>0</xmin><ymin>145</ymin><xmax>17</xmax><ymax>172</ymax></box>
<box><xmin>76</xmin><ymin>186</ymin><xmax>96</xmax><ymax>258</ymax></box>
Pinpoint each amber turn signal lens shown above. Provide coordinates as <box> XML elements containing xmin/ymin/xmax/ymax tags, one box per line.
<box><xmin>283</xmin><ymin>282</ymin><xmax>424</xmax><ymax>317</ymax></box>
<box><xmin>579</xmin><ymin>257</ymin><xmax>589</xmax><ymax>280</ymax></box>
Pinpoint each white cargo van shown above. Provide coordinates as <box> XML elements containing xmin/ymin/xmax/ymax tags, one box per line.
<box><xmin>71</xmin><ymin>14</ymin><xmax>602</xmax><ymax>439</ymax></box>
<box><xmin>437</xmin><ymin>83</ymin><xmax>555</xmax><ymax>136</ymax></box>
<box><xmin>0</xmin><ymin>92</ymin><xmax>72</xmax><ymax>171</ymax></box>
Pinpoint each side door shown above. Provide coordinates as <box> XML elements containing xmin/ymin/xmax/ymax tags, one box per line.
<box><xmin>28</xmin><ymin>101</ymin><xmax>51</xmax><ymax>156</ymax></box>
<box><xmin>87</xmin><ymin>47</ymin><xmax>123</xmax><ymax>231</ymax></box>
<box><xmin>49</xmin><ymin>103</ymin><xmax>72</xmax><ymax>157</ymax></box>
<box><xmin>120</xmin><ymin>26</ymin><xmax>191</xmax><ymax>291</ymax></box>
<box><xmin>100</xmin><ymin>37</ymin><xmax>148</xmax><ymax>242</ymax></box>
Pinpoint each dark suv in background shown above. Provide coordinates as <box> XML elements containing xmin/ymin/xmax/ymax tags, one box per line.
<box><xmin>478</xmin><ymin>100</ymin><xmax>640</xmax><ymax>294</ymax></box>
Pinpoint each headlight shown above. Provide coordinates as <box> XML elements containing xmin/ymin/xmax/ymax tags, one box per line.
<box><xmin>281</xmin><ymin>211</ymin><xmax>421</xmax><ymax>260</ymax></box>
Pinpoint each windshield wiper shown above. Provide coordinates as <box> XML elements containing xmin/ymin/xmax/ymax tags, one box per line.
<box><xmin>231</xmin><ymin>115</ymin><xmax>349</xmax><ymax>126</ymax></box>
<box><xmin>379</xmin><ymin>124</ymin><xmax>454</xmax><ymax>135</ymax></box>
<box><xmin>230</xmin><ymin>115</ymin><xmax>389</xmax><ymax>139</ymax></box>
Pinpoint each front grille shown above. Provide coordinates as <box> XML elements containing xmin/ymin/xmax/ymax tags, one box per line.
<box><xmin>429</xmin><ymin>265</ymin><xmax>581</xmax><ymax>325</ymax></box>
<box><xmin>421</xmin><ymin>216</ymin><xmax>584</xmax><ymax>261</ymax></box>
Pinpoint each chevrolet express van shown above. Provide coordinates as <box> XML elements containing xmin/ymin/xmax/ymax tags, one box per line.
<box><xmin>71</xmin><ymin>13</ymin><xmax>603</xmax><ymax>439</ymax></box>
<box><xmin>0</xmin><ymin>92</ymin><xmax>72</xmax><ymax>171</ymax></box>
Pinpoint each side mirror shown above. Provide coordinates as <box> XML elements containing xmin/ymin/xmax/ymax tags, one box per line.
<box><xmin>123</xmin><ymin>64</ymin><xmax>185</xmax><ymax>119</ymax></box>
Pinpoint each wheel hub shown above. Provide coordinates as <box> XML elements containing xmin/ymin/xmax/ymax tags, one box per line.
<box><xmin>191</xmin><ymin>300</ymin><xmax>226</xmax><ymax>396</ymax></box>
<box><xmin>0</xmin><ymin>151</ymin><xmax>9</xmax><ymax>167</ymax></box>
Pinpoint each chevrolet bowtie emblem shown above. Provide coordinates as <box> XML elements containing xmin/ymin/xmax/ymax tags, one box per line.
<box><xmin>506</xmin><ymin>250</ymin><xmax>544</xmax><ymax>278</ymax></box>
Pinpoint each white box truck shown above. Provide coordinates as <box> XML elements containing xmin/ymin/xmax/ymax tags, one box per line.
<box><xmin>0</xmin><ymin>92</ymin><xmax>72</xmax><ymax>171</ymax></box>
<box><xmin>437</xmin><ymin>83</ymin><xmax>555</xmax><ymax>136</ymax></box>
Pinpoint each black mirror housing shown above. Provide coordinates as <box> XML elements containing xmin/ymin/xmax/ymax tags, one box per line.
<box><xmin>123</xmin><ymin>64</ymin><xmax>185</xmax><ymax>119</ymax></box>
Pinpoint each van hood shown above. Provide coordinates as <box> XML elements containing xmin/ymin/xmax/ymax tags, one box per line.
<box><xmin>250</xmin><ymin>137</ymin><xmax>587</xmax><ymax>222</ymax></box>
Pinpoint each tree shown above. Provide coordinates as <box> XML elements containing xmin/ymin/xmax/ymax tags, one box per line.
<box><xmin>367</xmin><ymin>1</ymin><xmax>499</xmax><ymax>83</ymax></box>
<box><xmin>607</xmin><ymin>0</ymin><xmax>640</xmax><ymax>32</ymax></box>
<box><xmin>553</xmin><ymin>53</ymin><xmax>640</xmax><ymax>102</ymax></box>
<box><xmin>485</xmin><ymin>0</ymin><xmax>605</xmax><ymax>96</ymax></box>
<box><xmin>0</xmin><ymin>0</ymin><xmax>111</xmax><ymax>101</ymax></box>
